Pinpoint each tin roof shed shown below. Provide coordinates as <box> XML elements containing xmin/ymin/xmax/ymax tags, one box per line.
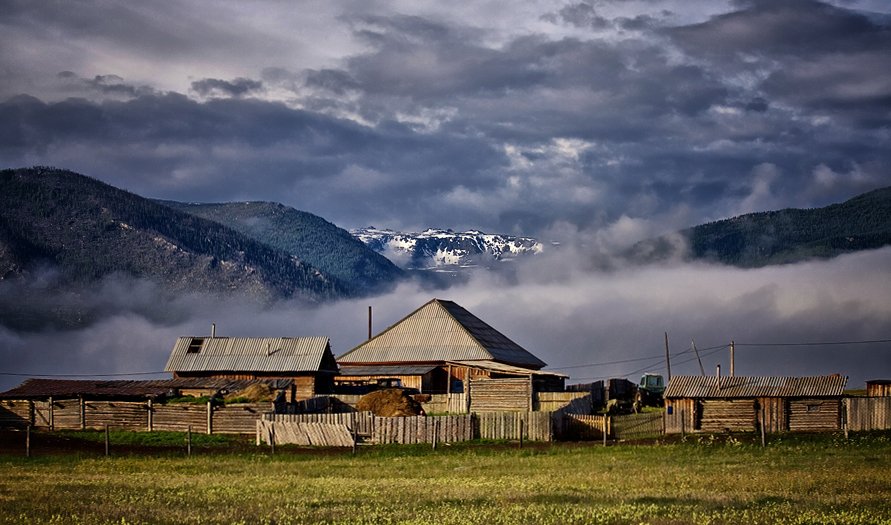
<box><xmin>165</xmin><ymin>336</ymin><xmax>338</xmax><ymax>375</ymax></box>
<box><xmin>664</xmin><ymin>375</ymin><xmax>848</xmax><ymax>399</ymax></box>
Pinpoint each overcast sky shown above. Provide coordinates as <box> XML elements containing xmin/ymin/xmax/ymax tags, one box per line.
<box><xmin>1</xmin><ymin>0</ymin><xmax>890</xmax><ymax>389</ymax></box>
<box><xmin>2</xmin><ymin>0</ymin><xmax>890</xmax><ymax>237</ymax></box>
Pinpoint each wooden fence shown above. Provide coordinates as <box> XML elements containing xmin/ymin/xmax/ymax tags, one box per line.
<box><xmin>262</xmin><ymin>411</ymin><xmax>553</xmax><ymax>444</ymax></box>
<box><xmin>846</xmin><ymin>397</ymin><xmax>891</xmax><ymax>431</ymax></box>
<box><xmin>611</xmin><ymin>412</ymin><xmax>664</xmax><ymax>440</ymax></box>
<box><xmin>0</xmin><ymin>399</ymin><xmax>269</xmax><ymax>434</ymax></box>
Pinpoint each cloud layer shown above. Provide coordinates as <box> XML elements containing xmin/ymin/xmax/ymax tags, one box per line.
<box><xmin>2</xmin><ymin>248</ymin><xmax>889</xmax><ymax>392</ymax></box>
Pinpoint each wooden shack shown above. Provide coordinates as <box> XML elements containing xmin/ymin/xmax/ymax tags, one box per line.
<box><xmin>664</xmin><ymin>375</ymin><xmax>847</xmax><ymax>434</ymax></box>
<box><xmin>866</xmin><ymin>379</ymin><xmax>891</xmax><ymax>397</ymax></box>
<box><xmin>165</xmin><ymin>336</ymin><xmax>338</xmax><ymax>400</ymax></box>
<box><xmin>336</xmin><ymin>299</ymin><xmax>565</xmax><ymax>399</ymax></box>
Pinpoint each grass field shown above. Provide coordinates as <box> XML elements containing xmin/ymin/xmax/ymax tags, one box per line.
<box><xmin>1</xmin><ymin>431</ymin><xmax>890</xmax><ymax>524</ymax></box>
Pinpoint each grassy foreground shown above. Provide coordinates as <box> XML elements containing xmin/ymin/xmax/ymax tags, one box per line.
<box><xmin>1</xmin><ymin>432</ymin><xmax>890</xmax><ymax>524</ymax></box>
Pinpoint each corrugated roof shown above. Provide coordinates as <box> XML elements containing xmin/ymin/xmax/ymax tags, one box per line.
<box><xmin>165</xmin><ymin>337</ymin><xmax>337</xmax><ymax>374</ymax></box>
<box><xmin>664</xmin><ymin>375</ymin><xmax>848</xmax><ymax>399</ymax></box>
<box><xmin>338</xmin><ymin>299</ymin><xmax>547</xmax><ymax>368</ymax></box>
<box><xmin>336</xmin><ymin>365</ymin><xmax>439</xmax><ymax>376</ymax></box>
<box><xmin>0</xmin><ymin>378</ymin><xmax>293</xmax><ymax>400</ymax></box>
<box><xmin>449</xmin><ymin>360</ymin><xmax>568</xmax><ymax>379</ymax></box>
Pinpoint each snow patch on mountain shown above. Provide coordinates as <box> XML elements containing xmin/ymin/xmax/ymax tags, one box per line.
<box><xmin>351</xmin><ymin>227</ymin><xmax>543</xmax><ymax>269</ymax></box>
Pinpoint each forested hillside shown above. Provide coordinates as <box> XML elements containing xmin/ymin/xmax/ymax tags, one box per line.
<box><xmin>632</xmin><ymin>186</ymin><xmax>891</xmax><ymax>266</ymax></box>
<box><xmin>0</xmin><ymin>167</ymin><xmax>346</xmax><ymax>300</ymax></box>
<box><xmin>160</xmin><ymin>201</ymin><xmax>403</xmax><ymax>294</ymax></box>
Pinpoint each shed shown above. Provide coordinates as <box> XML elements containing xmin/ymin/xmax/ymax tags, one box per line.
<box><xmin>336</xmin><ymin>299</ymin><xmax>563</xmax><ymax>394</ymax></box>
<box><xmin>866</xmin><ymin>379</ymin><xmax>891</xmax><ymax>397</ymax></box>
<box><xmin>165</xmin><ymin>336</ymin><xmax>338</xmax><ymax>400</ymax></box>
<box><xmin>664</xmin><ymin>375</ymin><xmax>847</xmax><ymax>434</ymax></box>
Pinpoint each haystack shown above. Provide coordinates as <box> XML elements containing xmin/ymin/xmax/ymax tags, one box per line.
<box><xmin>223</xmin><ymin>382</ymin><xmax>274</xmax><ymax>403</ymax></box>
<box><xmin>356</xmin><ymin>388</ymin><xmax>425</xmax><ymax>417</ymax></box>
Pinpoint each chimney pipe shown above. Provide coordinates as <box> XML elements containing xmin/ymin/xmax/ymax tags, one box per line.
<box><xmin>211</xmin><ymin>323</ymin><xmax>216</xmax><ymax>338</ymax></box>
<box><xmin>716</xmin><ymin>364</ymin><xmax>722</xmax><ymax>382</ymax></box>
<box><xmin>368</xmin><ymin>306</ymin><xmax>372</xmax><ymax>341</ymax></box>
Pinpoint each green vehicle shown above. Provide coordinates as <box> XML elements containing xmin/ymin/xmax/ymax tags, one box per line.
<box><xmin>636</xmin><ymin>373</ymin><xmax>665</xmax><ymax>407</ymax></box>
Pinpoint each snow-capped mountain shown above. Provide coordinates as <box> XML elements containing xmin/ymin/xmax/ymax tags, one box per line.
<box><xmin>351</xmin><ymin>227</ymin><xmax>543</xmax><ymax>269</ymax></box>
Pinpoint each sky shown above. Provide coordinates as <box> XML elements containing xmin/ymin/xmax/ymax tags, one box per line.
<box><xmin>1</xmin><ymin>0</ymin><xmax>891</xmax><ymax>390</ymax></box>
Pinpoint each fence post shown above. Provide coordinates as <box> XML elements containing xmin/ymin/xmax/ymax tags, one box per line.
<box><xmin>26</xmin><ymin>424</ymin><xmax>31</xmax><ymax>458</ymax></box>
<box><xmin>147</xmin><ymin>399</ymin><xmax>153</xmax><ymax>432</ymax></box>
<box><xmin>270</xmin><ymin>424</ymin><xmax>275</xmax><ymax>455</ymax></box>
<box><xmin>759</xmin><ymin>408</ymin><xmax>766</xmax><ymax>448</ymax></box>
<box><xmin>49</xmin><ymin>397</ymin><xmax>54</xmax><ymax>431</ymax></box>
<box><xmin>187</xmin><ymin>426</ymin><xmax>192</xmax><ymax>457</ymax></box>
<box><xmin>80</xmin><ymin>397</ymin><xmax>86</xmax><ymax>430</ymax></box>
<box><xmin>206</xmin><ymin>401</ymin><xmax>212</xmax><ymax>435</ymax></box>
<box><xmin>433</xmin><ymin>419</ymin><xmax>439</xmax><ymax>450</ymax></box>
<box><xmin>602</xmin><ymin>416</ymin><xmax>607</xmax><ymax>446</ymax></box>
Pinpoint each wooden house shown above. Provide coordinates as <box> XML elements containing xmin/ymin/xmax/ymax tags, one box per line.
<box><xmin>663</xmin><ymin>375</ymin><xmax>847</xmax><ymax>434</ymax></box>
<box><xmin>165</xmin><ymin>336</ymin><xmax>339</xmax><ymax>400</ymax></box>
<box><xmin>336</xmin><ymin>299</ymin><xmax>565</xmax><ymax>395</ymax></box>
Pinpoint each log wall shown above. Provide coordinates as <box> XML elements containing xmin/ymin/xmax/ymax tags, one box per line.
<box><xmin>788</xmin><ymin>399</ymin><xmax>840</xmax><ymax>432</ymax></box>
<box><xmin>468</xmin><ymin>378</ymin><xmax>531</xmax><ymax>412</ymax></box>
<box><xmin>699</xmin><ymin>400</ymin><xmax>756</xmax><ymax>432</ymax></box>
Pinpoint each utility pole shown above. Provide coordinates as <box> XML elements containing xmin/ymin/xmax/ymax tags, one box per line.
<box><xmin>730</xmin><ymin>340</ymin><xmax>735</xmax><ymax>377</ymax></box>
<box><xmin>692</xmin><ymin>338</ymin><xmax>705</xmax><ymax>376</ymax></box>
<box><xmin>664</xmin><ymin>332</ymin><xmax>672</xmax><ymax>382</ymax></box>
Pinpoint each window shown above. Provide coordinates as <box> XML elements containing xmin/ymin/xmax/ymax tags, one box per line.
<box><xmin>187</xmin><ymin>338</ymin><xmax>204</xmax><ymax>353</ymax></box>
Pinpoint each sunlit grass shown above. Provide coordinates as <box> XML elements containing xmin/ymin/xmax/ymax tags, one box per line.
<box><xmin>1</xmin><ymin>432</ymin><xmax>889</xmax><ymax>524</ymax></box>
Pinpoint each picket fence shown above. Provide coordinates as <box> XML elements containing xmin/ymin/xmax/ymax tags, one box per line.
<box><xmin>261</xmin><ymin>411</ymin><xmax>555</xmax><ymax>445</ymax></box>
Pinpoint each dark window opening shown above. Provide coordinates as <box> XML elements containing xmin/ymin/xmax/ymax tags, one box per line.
<box><xmin>187</xmin><ymin>338</ymin><xmax>204</xmax><ymax>353</ymax></box>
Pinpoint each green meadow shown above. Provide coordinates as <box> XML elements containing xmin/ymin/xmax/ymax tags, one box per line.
<box><xmin>1</xmin><ymin>431</ymin><xmax>889</xmax><ymax>525</ymax></box>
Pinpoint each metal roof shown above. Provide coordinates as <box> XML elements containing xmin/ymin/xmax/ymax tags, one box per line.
<box><xmin>0</xmin><ymin>378</ymin><xmax>293</xmax><ymax>400</ymax></box>
<box><xmin>338</xmin><ymin>299</ymin><xmax>547</xmax><ymax>368</ymax></box>
<box><xmin>664</xmin><ymin>375</ymin><xmax>848</xmax><ymax>399</ymax></box>
<box><xmin>449</xmin><ymin>360</ymin><xmax>568</xmax><ymax>379</ymax></box>
<box><xmin>165</xmin><ymin>337</ymin><xmax>337</xmax><ymax>374</ymax></box>
<box><xmin>336</xmin><ymin>365</ymin><xmax>439</xmax><ymax>376</ymax></box>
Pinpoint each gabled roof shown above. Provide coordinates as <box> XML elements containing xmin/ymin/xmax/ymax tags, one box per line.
<box><xmin>165</xmin><ymin>337</ymin><xmax>338</xmax><ymax>374</ymax></box>
<box><xmin>664</xmin><ymin>375</ymin><xmax>848</xmax><ymax>399</ymax></box>
<box><xmin>338</xmin><ymin>299</ymin><xmax>547</xmax><ymax>369</ymax></box>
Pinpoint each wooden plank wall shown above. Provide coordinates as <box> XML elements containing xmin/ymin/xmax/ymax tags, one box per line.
<box><xmin>788</xmin><ymin>399</ymin><xmax>841</xmax><ymax>431</ymax></box>
<box><xmin>262</xmin><ymin>412</ymin><xmax>553</xmax><ymax>443</ymax></box>
<box><xmin>266</xmin><ymin>412</ymin><xmax>375</xmax><ymax>436</ymax></box>
<box><xmin>611</xmin><ymin>412</ymin><xmax>663</xmax><ymax>440</ymax></box>
<box><xmin>700</xmin><ymin>400</ymin><xmax>756</xmax><ymax>432</ymax></box>
<box><xmin>558</xmin><ymin>414</ymin><xmax>607</xmax><ymax>440</ymax></box>
<box><xmin>476</xmin><ymin>411</ymin><xmax>552</xmax><ymax>441</ymax></box>
<box><xmin>420</xmin><ymin>393</ymin><xmax>468</xmax><ymax>414</ymax></box>
<box><xmin>758</xmin><ymin>398</ymin><xmax>787</xmax><ymax>433</ymax></box>
<box><xmin>664</xmin><ymin>398</ymin><xmax>696</xmax><ymax>434</ymax></box>
<box><xmin>152</xmin><ymin>404</ymin><xmax>208</xmax><ymax>433</ymax></box>
<box><xmin>846</xmin><ymin>397</ymin><xmax>891</xmax><ymax>431</ymax></box>
<box><xmin>212</xmin><ymin>404</ymin><xmax>269</xmax><ymax>434</ymax></box>
<box><xmin>48</xmin><ymin>399</ymin><xmax>82</xmax><ymax>430</ymax></box>
<box><xmin>83</xmin><ymin>401</ymin><xmax>147</xmax><ymax>430</ymax></box>
<box><xmin>257</xmin><ymin>420</ymin><xmax>354</xmax><ymax>447</ymax></box>
<box><xmin>0</xmin><ymin>400</ymin><xmax>31</xmax><ymax>428</ymax></box>
<box><xmin>535</xmin><ymin>392</ymin><xmax>592</xmax><ymax>413</ymax></box>
<box><xmin>469</xmin><ymin>378</ymin><xmax>531</xmax><ymax>412</ymax></box>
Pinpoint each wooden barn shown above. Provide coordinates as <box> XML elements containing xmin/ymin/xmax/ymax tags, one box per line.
<box><xmin>336</xmin><ymin>299</ymin><xmax>565</xmax><ymax>396</ymax></box>
<box><xmin>165</xmin><ymin>336</ymin><xmax>339</xmax><ymax>400</ymax></box>
<box><xmin>664</xmin><ymin>375</ymin><xmax>847</xmax><ymax>434</ymax></box>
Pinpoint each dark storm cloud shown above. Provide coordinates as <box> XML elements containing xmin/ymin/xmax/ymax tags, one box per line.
<box><xmin>0</xmin><ymin>0</ymin><xmax>889</xmax><ymax>235</ymax></box>
<box><xmin>191</xmin><ymin>78</ymin><xmax>264</xmax><ymax>98</ymax></box>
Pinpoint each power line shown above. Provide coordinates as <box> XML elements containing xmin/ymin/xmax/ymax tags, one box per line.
<box><xmin>736</xmin><ymin>339</ymin><xmax>891</xmax><ymax>347</ymax></box>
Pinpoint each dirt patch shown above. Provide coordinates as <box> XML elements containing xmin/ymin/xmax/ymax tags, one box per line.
<box><xmin>356</xmin><ymin>389</ymin><xmax>425</xmax><ymax>417</ymax></box>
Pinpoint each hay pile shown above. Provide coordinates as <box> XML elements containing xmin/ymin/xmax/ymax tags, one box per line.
<box><xmin>356</xmin><ymin>388</ymin><xmax>425</xmax><ymax>417</ymax></box>
<box><xmin>223</xmin><ymin>382</ymin><xmax>274</xmax><ymax>403</ymax></box>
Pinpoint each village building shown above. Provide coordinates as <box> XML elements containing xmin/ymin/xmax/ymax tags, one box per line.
<box><xmin>336</xmin><ymin>298</ymin><xmax>566</xmax><ymax>397</ymax></box>
<box><xmin>165</xmin><ymin>336</ymin><xmax>339</xmax><ymax>400</ymax></box>
<box><xmin>663</xmin><ymin>374</ymin><xmax>848</xmax><ymax>434</ymax></box>
<box><xmin>866</xmin><ymin>379</ymin><xmax>891</xmax><ymax>397</ymax></box>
